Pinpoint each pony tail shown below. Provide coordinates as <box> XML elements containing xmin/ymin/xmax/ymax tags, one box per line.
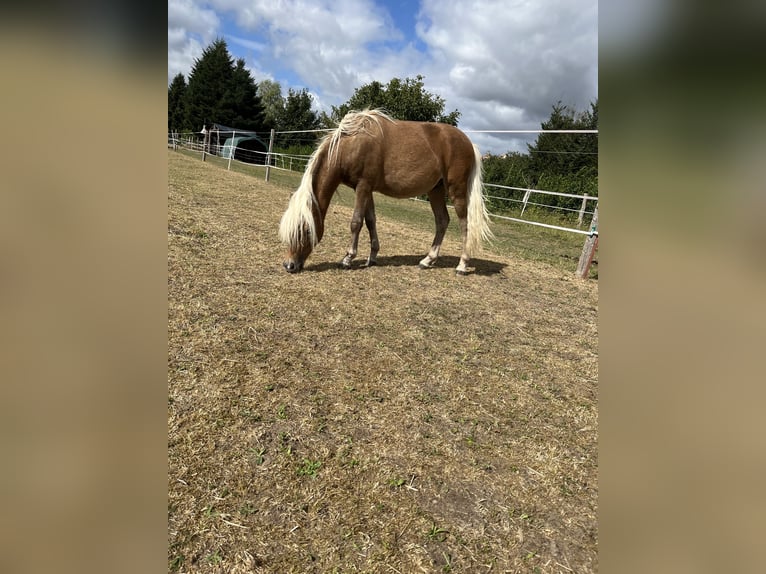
<box><xmin>465</xmin><ymin>144</ymin><xmax>494</xmax><ymax>256</ymax></box>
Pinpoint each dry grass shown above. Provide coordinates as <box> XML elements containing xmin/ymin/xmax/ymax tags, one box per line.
<box><xmin>168</xmin><ymin>150</ymin><xmax>598</xmax><ymax>573</ymax></box>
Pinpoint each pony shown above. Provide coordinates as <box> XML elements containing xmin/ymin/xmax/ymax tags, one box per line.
<box><xmin>278</xmin><ymin>109</ymin><xmax>492</xmax><ymax>274</ymax></box>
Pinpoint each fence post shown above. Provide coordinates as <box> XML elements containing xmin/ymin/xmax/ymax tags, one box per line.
<box><xmin>227</xmin><ymin>131</ymin><xmax>236</xmax><ymax>171</ymax></box>
<box><xmin>265</xmin><ymin>129</ymin><xmax>275</xmax><ymax>182</ymax></box>
<box><xmin>578</xmin><ymin>194</ymin><xmax>589</xmax><ymax>227</ymax></box>
<box><xmin>520</xmin><ymin>189</ymin><xmax>532</xmax><ymax>217</ymax></box>
<box><xmin>201</xmin><ymin>126</ymin><xmax>208</xmax><ymax>162</ymax></box>
<box><xmin>575</xmin><ymin>206</ymin><xmax>598</xmax><ymax>279</ymax></box>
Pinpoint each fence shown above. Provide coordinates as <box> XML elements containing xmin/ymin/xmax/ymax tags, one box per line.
<box><xmin>484</xmin><ymin>184</ymin><xmax>597</xmax><ymax>234</ymax></box>
<box><xmin>169</xmin><ymin>126</ymin><xmax>598</xmax><ymax>278</ymax></box>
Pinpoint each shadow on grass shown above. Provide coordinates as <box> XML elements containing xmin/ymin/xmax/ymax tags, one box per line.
<box><xmin>303</xmin><ymin>254</ymin><xmax>507</xmax><ymax>276</ymax></box>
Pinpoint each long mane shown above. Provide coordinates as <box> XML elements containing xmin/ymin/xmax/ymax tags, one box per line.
<box><xmin>278</xmin><ymin>109</ymin><xmax>395</xmax><ymax>249</ymax></box>
<box><xmin>326</xmin><ymin>109</ymin><xmax>395</xmax><ymax>165</ymax></box>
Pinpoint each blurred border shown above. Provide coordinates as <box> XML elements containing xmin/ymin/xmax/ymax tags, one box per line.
<box><xmin>1</xmin><ymin>7</ymin><xmax>167</xmax><ymax>574</ymax></box>
<box><xmin>601</xmin><ymin>1</ymin><xmax>765</xmax><ymax>572</ymax></box>
<box><xmin>2</xmin><ymin>2</ymin><xmax>765</xmax><ymax>573</ymax></box>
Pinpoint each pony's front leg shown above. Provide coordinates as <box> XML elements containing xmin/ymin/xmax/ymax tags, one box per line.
<box><xmin>363</xmin><ymin>198</ymin><xmax>379</xmax><ymax>266</ymax></box>
<box><xmin>341</xmin><ymin>185</ymin><xmax>372</xmax><ymax>268</ymax></box>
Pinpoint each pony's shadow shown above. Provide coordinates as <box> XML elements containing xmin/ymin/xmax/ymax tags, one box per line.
<box><xmin>305</xmin><ymin>254</ymin><xmax>506</xmax><ymax>276</ymax></box>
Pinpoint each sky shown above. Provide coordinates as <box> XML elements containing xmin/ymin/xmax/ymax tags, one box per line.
<box><xmin>168</xmin><ymin>0</ymin><xmax>597</xmax><ymax>155</ymax></box>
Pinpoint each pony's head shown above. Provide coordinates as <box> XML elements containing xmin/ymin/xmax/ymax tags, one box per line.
<box><xmin>278</xmin><ymin>169</ymin><xmax>319</xmax><ymax>273</ymax></box>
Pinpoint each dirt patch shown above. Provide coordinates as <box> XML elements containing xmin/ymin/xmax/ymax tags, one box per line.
<box><xmin>168</xmin><ymin>151</ymin><xmax>598</xmax><ymax>573</ymax></box>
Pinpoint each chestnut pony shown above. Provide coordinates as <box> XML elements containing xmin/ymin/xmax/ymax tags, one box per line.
<box><xmin>279</xmin><ymin>109</ymin><xmax>492</xmax><ymax>274</ymax></box>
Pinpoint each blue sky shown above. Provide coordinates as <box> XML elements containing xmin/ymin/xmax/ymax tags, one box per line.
<box><xmin>168</xmin><ymin>0</ymin><xmax>597</xmax><ymax>154</ymax></box>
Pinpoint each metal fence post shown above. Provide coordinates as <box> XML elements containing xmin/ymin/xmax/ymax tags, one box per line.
<box><xmin>265</xmin><ymin>129</ymin><xmax>275</xmax><ymax>182</ymax></box>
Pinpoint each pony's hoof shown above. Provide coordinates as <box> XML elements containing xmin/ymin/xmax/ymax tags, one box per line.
<box><xmin>366</xmin><ymin>260</ymin><xmax>377</xmax><ymax>267</ymax></box>
<box><xmin>418</xmin><ymin>263</ymin><xmax>432</xmax><ymax>270</ymax></box>
<box><xmin>455</xmin><ymin>269</ymin><xmax>468</xmax><ymax>276</ymax></box>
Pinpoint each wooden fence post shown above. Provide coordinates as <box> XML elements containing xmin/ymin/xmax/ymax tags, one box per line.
<box><xmin>578</xmin><ymin>194</ymin><xmax>589</xmax><ymax>227</ymax></box>
<box><xmin>575</xmin><ymin>206</ymin><xmax>598</xmax><ymax>279</ymax></box>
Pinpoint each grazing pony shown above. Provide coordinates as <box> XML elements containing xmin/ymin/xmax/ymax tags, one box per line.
<box><xmin>278</xmin><ymin>109</ymin><xmax>492</xmax><ymax>274</ymax></box>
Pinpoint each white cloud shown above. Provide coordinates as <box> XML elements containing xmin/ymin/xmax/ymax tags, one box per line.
<box><xmin>167</xmin><ymin>0</ymin><xmax>597</xmax><ymax>153</ymax></box>
<box><xmin>227</xmin><ymin>35</ymin><xmax>267</xmax><ymax>53</ymax></box>
<box><xmin>167</xmin><ymin>0</ymin><xmax>221</xmax><ymax>82</ymax></box>
<box><xmin>415</xmin><ymin>0</ymin><xmax>598</xmax><ymax>138</ymax></box>
<box><xmin>206</xmin><ymin>0</ymin><xmax>407</xmax><ymax>100</ymax></box>
<box><xmin>168</xmin><ymin>0</ymin><xmax>219</xmax><ymax>37</ymax></box>
<box><xmin>168</xmin><ymin>35</ymin><xmax>206</xmax><ymax>83</ymax></box>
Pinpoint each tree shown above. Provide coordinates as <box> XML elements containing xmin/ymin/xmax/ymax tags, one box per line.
<box><xmin>183</xmin><ymin>39</ymin><xmax>235</xmax><ymax>131</ymax></box>
<box><xmin>257</xmin><ymin>79</ymin><xmax>285</xmax><ymax>128</ymax></box>
<box><xmin>331</xmin><ymin>75</ymin><xmax>460</xmax><ymax>125</ymax></box>
<box><xmin>482</xmin><ymin>100</ymin><xmax>598</xmax><ymax>217</ymax></box>
<box><xmin>168</xmin><ymin>73</ymin><xmax>187</xmax><ymax>131</ymax></box>
<box><xmin>277</xmin><ymin>88</ymin><xmax>320</xmax><ymax>147</ymax></box>
<box><xmin>225</xmin><ymin>59</ymin><xmax>266</xmax><ymax>132</ymax></box>
<box><xmin>527</xmin><ymin>100</ymin><xmax>598</xmax><ymax>186</ymax></box>
<box><xmin>181</xmin><ymin>39</ymin><xmax>266</xmax><ymax>133</ymax></box>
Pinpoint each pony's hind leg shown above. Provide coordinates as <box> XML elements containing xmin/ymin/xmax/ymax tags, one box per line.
<box><xmin>341</xmin><ymin>184</ymin><xmax>373</xmax><ymax>268</ymax></box>
<box><xmin>419</xmin><ymin>187</ymin><xmax>450</xmax><ymax>269</ymax></box>
<box><xmin>452</xmin><ymin>194</ymin><xmax>471</xmax><ymax>275</ymax></box>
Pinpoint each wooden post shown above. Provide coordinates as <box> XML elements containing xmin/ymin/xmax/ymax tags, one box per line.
<box><xmin>576</xmin><ymin>206</ymin><xmax>598</xmax><ymax>279</ymax></box>
<box><xmin>265</xmin><ymin>129</ymin><xmax>275</xmax><ymax>182</ymax></box>
<box><xmin>578</xmin><ymin>194</ymin><xmax>589</xmax><ymax>227</ymax></box>
<box><xmin>201</xmin><ymin>126</ymin><xmax>208</xmax><ymax>162</ymax></box>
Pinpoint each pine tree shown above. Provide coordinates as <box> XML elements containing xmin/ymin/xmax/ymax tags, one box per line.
<box><xmin>183</xmin><ymin>39</ymin><xmax>235</xmax><ymax>131</ymax></box>
<box><xmin>168</xmin><ymin>73</ymin><xmax>187</xmax><ymax>131</ymax></box>
<box><xmin>181</xmin><ymin>39</ymin><xmax>267</xmax><ymax>137</ymax></box>
<box><xmin>225</xmin><ymin>59</ymin><xmax>266</xmax><ymax>132</ymax></box>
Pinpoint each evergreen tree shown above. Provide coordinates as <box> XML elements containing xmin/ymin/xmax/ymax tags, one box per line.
<box><xmin>183</xmin><ymin>39</ymin><xmax>235</xmax><ymax>131</ymax></box>
<box><xmin>332</xmin><ymin>75</ymin><xmax>460</xmax><ymax>125</ymax></box>
<box><xmin>168</xmin><ymin>73</ymin><xmax>187</xmax><ymax>131</ymax></box>
<box><xmin>225</xmin><ymin>59</ymin><xmax>266</xmax><ymax>132</ymax></box>
<box><xmin>179</xmin><ymin>38</ymin><xmax>267</xmax><ymax>142</ymax></box>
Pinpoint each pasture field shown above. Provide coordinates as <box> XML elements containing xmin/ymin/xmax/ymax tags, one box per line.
<box><xmin>168</xmin><ymin>150</ymin><xmax>598</xmax><ymax>573</ymax></box>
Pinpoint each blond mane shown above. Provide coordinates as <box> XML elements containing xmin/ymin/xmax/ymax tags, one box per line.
<box><xmin>325</xmin><ymin>109</ymin><xmax>396</xmax><ymax>165</ymax></box>
<box><xmin>279</xmin><ymin>110</ymin><xmax>396</xmax><ymax>250</ymax></box>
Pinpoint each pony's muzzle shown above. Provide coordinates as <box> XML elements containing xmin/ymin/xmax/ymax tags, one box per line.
<box><xmin>283</xmin><ymin>259</ymin><xmax>303</xmax><ymax>273</ymax></box>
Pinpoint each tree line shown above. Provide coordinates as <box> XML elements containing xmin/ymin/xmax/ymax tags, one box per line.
<box><xmin>168</xmin><ymin>39</ymin><xmax>597</xmax><ymax>219</ymax></box>
<box><xmin>168</xmin><ymin>40</ymin><xmax>459</xmax><ymax>132</ymax></box>
<box><xmin>483</xmin><ymin>100</ymin><xmax>598</xmax><ymax>217</ymax></box>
